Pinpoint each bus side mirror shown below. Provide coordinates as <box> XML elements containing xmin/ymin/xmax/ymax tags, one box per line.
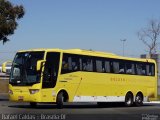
<box><xmin>2</xmin><ymin>61</ymin><xmax>12</xmax><ymax>73</ymax></box>
<box><xmin>36</xmin><ymin>60</ymin><xmax>46</xmax><ymax>71</ymax></box>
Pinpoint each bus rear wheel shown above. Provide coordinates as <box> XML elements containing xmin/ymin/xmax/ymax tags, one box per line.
<box><xmin>125</xmin><ymin>92</ymin><xmax>133</xmax><ymax>107</ymax></box>
<box><xmin>135</xmin><ymin>93</ymin><xmax>143</xmax><ymax>106</ymax></box>
<box><xmin>30</xmin><ymin>102</ymin><xmax>37</xmax><ymax>108</ymax></box>
<box><xmin>56</xmin><ymin>92</ymin><xmax>64</xmax><ymax>109</ymax></box>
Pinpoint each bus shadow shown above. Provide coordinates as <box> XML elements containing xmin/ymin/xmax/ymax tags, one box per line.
<box><xmin>0</xmin><ymin>98</ymin><xmax>8</xmax><ymax>101</ymax></box>
<box><xmin>8</xmin><ymin>102</ymin><xmax>154</xmax><ymax>109</ymax></box>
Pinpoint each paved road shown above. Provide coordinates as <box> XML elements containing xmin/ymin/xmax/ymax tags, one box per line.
<box><xmin>0</xmin><ymin>95</ymin><xmax>160</xmax><ymax>120</ymax></box>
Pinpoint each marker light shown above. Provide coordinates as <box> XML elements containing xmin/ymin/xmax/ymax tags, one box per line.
<box><xmin>8</xmin><ymin>89</ymin><xmax>13</xmax><ymax>95</ymax></box>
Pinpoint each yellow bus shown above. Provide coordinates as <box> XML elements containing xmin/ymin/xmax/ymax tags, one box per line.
<box><xmin>2</xmin><ymin>49</ymin><xmax>157</xmax><ymax>108</ymax></box>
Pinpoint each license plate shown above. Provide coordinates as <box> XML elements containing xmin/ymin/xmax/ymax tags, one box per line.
<box><xmin>18</xmin><ymin>96</ymin><xmax>24</xmax><ymax>101</ymax></box>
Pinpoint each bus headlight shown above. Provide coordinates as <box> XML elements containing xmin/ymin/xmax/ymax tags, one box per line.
<box><xmin>8</xmin><ymin>89</ymin><xmax>13</xmax><ymax>95</ymax></box>
<box><xmin>29</xmin><ymin>89</ymin><xmax>40</xmax><ymax>94</ymax></box>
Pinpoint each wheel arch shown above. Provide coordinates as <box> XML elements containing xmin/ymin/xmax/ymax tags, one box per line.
<box><xmin>136</xmin><ymin>91</ymin><xmax>144</xmax><ymax>101</ymax></box>
<box><xmin>57</xmin><ymin>89</ymin><xmax>69</xmax><ymax>102</ymax></box>
<box><xmin>125</xmin><ymin>91</ymin><xmax>134</xmax><ymax>99</ymax></box>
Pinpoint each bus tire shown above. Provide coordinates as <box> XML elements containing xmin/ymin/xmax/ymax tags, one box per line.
<box><xmin>125</xmin><ymin>92</ymin><xmax>133</xmax><ymax>107</ymax></box>
<box><xmin>56</xmin><ymin>92</ymin><xmax>64</xmax><ymax>109</ymax></box>
<box><xmin>30</xmin><ymin>102</ymin><xmax>37</xmax><ymax>108</ymax></box>
<box><xmin>135</xmin><ymin>93</ymin><xmax>143</xmax><ymax>106</ymax></box>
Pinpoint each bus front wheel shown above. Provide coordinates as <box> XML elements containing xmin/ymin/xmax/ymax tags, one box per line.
<box><xmin>125</xmin><ymin>92</ymin><xmax>133</xmax><ymax>107</ymax></box>
<box><xmin>56</xmin><ymin>92</ymin><xmax>64</xmax><ymax>109</ymax></box>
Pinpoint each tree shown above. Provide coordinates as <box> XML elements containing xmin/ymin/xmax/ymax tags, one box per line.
<box><xmin>0</xmin><ymin>0</ymin><xmax>25</xmax><ymax>44</ymax></box>
<box><xmin>138</xmin><ymin>19</ymin><xmax>160</xmax><ymax>57</ymax></box>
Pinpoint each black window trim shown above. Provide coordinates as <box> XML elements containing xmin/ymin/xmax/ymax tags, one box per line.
<box><xmin>61</xmin><ymin>53</ymin><xmax>156</xmax><ymax>77</ymax></box>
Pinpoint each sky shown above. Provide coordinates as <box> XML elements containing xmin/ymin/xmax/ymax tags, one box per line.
<box><xmin>0</xmin><ymin>0</ymin><xmax>160</xmax><ymax>63</ymax></box>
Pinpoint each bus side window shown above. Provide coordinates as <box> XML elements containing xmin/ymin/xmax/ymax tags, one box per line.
<box><xmin>61</xmin><ymin>55</ymin><xmax>69</xmax><ymax>74</ymax></box>
<box><xmin>141</xmin><ymin>64</ymin><xmax>146</xmax><ymax>75</ymax></box>
<box><xmin>119</xmin><ymin>61</ymin><xmax>125</xmax><ymax>73</ymax></box>
<box><xmin>110</xmin><ymin>62</ymin><xmax>114</xmax><ymax>73</ymax></box>
<box><xmin>146</xmin><ymin>64</ymin><xmax>151</xmax><ymax>76</ymax></box>
<box><xmin>96</xmin><ymin>59</ymin><xmax>103</xmax><ymax>72</ymax></box>
<box><xmin>68</xmin><ymin>57</ymin><xmax>72</xmax><ymax>70</ymax></box>
<box><xmin>62</xmin><ymin>61</ymin><xmax>68</xmax><ymax>70</ymax></box>
<box><xmin>104</xmin><ymin>61</ymin><xmax>110</xmax><ymax>73</ymax></box>
<box><xmin>71</xmin><ymin>55</ymin><xmax>80</xmax><ymax>71</ymax></box>
<box><xmin>61</xmin><ymin>54</ymin><xmax>80</xmax><ymax>74</ymax></box>
<box><xmin>86</xmin><ymin>59</ymin><xmax>93</xmax><ymax>71</ymax></box>
<box><xmin>146</xmin><ymin>64</ymin><xmax>155</xmax><ymax>76</ymax></box>
<box><xmin>113</xmin><ymin>60</ymin><xmax>126</xmax><ymax>74</ymax></box>
<box><xmin>113</xmin><ymin>61</ymin><xmax>119</xmax><ymax>73</ymax></box>
<box><xmin>126</xmin><ymin>63</ymin><xmax>135</xmax><ymax>75</ymax></box>
<box><xmin>126</xmin><ymin>63</ymin><xmax>132</xmax><ymax>74</ymax></box>
<box><xmin>131</xmin><ymin>63</ymin><xmax>135</xmax><ymax>74</ymax></box>
<box><xmin>151</xmin><ymin>64</ymin><xmax>155</xmax><ymax>76</ymax></box>
<box><xmin>136</xmin><ymin>63</ymin><xmax>143</xmax><ymax>75</ymax></box>
<box><xmin>82</xmin><ymin>57</ymin><xmax>93</xmax><ymax>72</ymax></box>
<box><xmin>136</xmin><ymin>63</ymin><xmax>147</xmax><ymax>76</ymax></box>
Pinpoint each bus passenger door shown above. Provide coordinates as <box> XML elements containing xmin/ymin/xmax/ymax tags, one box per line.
<box><xmin>41</xmin><ymin>52</ymin><xmax>60</xmax><ymax>102</ymax></box>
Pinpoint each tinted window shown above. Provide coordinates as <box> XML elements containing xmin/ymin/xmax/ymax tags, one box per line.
<box><xmin>126</xmin><ymin>62</ymin><xmax>135</xmax><ymax>74</ymax></box>
<box><xmin>104</xmin><ymin>60</ymin><xmax>110</xmax><ymax>73</ymax></box>
<box><xmin>141</xmin><ymin>64</ymin><xmax>147</xmax><ymax>75</ymax></box>
<box><xmin>61</xmin><ymin>54</ymin><xmax>80</xmax><ymax>74</ymax></box>
<box><xmin>96</xmin><ymin>60</ymin><xmax>103</xmax><ymax>72</ymax></box>
<box><xmin>146</xmin><ymin>64</ymin><xmax>155</xmax><ymax>76</ymax></box>
<box><xmin>112</xmin><ymin>61</ymin><xmax>118</xmax><ymax>73</ymax></box>
<box><xmin>82</xmin><ymin>57</ymin><xmax>93</xmax><ymax>72</ymax></box>
<box><xmin>119</xmin><ymin>61</ymin><xmax>125</xmax><ymax>73</ymax></box>
<box><xmin>136</xmin><ymin>64</ymin><xmax>142</xmax><ymax>75</ymax></box>
<box><xmin>61</xmin><ymin>53</ymin><xmax>155</xmax><ymax>76</ymax></box>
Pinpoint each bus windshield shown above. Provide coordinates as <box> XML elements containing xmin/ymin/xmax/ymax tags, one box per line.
<box><xmin>10</xmin><ymin>51</ymin><xmax>44</xmax><ymax>86</ymax></box>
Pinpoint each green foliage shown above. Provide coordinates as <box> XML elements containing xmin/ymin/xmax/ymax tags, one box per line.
<box><xmin>0</xmin><ymin>0</ymin><xmax>25</xmax><ymax>44</ymax></box>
